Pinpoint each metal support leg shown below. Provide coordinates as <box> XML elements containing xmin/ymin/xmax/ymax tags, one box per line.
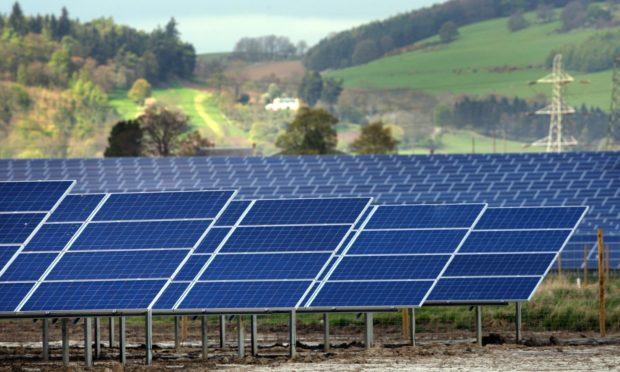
<box><xmin>251</xmin><ymin>315</ymin><xmax>258</xmax><ymax>356</ymax></box>
<box><xmin>516</xmin><ymin>302</ymin><xmax>522</xmax><ymax>344</ymax></box>
<box><xmin>201</xmin><ymin>315</ymin><xmax>208</xmax><ymax>360</ymax></box>
<box><xmin>119</xmin><ymin>317</ymin><xmax>126</xmax><ymax>365</ymax></box>
<box><xmin>62</xmin><ymin>318</ymin><xmax>70</xmax><ymax>366</ymax></box>
<box><xmin>220</xmin><ymin>315</ymin><xmax>226</xmax><ymax>348</ymax></box>
<box><xmin>94</xmin><ymin>317</ymin><xmax>101</xmax><ymax>359</ymax></box>
<box><xmin>476</xmin><ymin>305</ymin><xmax>482</xmax><ymax>347</ymax></box>
<box><xmin>237</xmin><ymin>316</ymin><xmax>245</xmax><ymax>358</ymax></box>
<box><xmin>409</xmin><ymin>308</ymin><xmax>416</xmax><ymax>347</ymax></box>
<box><xmin>42</xmin><ymin>318</ymin><xmax>49</xmax><ymax>361</ymax></box>
<box><xmin>84</xmin><ymin>318</ymin><xmax>93</xmax><ymax>367</ymax></box>
<box><xmin>174</xmin><ymin>316</ymin><xmax>181</xmax><ymax>349</ymax></box>
<box><xmin>109</xmin><ymin>317</ymin><xmax>115</xmax><ymax>348</ymax></box>
<box><xmin>323</xmin><ymin>313</ymin><xmax>330</xmax><ymax>351</ymax></box>
<box><xmin>364</xmin><ymin>312</ymin><xmax>374</xmax><ymax>349</ymax></box>
<box><xmin>145</xmin><ymin>311</ymin><xmax>153</xmax><ymax>365</ymax></box>
<box><xmin>289</xmin><ymin>310</ymin><xmax>297</xmax><ymax>358</ymax></box>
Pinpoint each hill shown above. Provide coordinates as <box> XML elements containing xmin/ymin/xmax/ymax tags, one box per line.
<box><xmin>326</xmin><ymin>13</ymin><xmax>611</xmax><ymax>109</ymax></box>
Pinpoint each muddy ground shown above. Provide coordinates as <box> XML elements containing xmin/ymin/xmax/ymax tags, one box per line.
<box><xmin>0</xmin><ymin>319</ymin><xmax>619</xmax><ymax>371</ymax></box>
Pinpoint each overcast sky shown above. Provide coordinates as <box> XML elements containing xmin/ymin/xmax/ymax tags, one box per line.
<box><xmin>1</xmin><ymin>1</ymin><xmax>444</xmax><ymax>53</ymax></box>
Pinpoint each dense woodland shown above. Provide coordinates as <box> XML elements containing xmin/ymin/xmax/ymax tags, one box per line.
<box><xmin>303</xmin><ymin>0</ymin><xmax>609</xmax><ymax>71</ymax></box>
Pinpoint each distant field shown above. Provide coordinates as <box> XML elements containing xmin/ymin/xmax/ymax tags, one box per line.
<box><xmin>327</xmin><ymin>13</ymin><xmax>611</xmax><ymax>109</ymax></box>
<box><xmin>234</xmin><ymin>60</ymin><xmax>305</xmax><ymax>82</ymax></box>
<box><xmin>109</xmin><ymin>84</ymin><xmax>250</xmax><ymax>146</ymax></box>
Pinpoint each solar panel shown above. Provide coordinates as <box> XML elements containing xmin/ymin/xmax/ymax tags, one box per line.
<box><xmin>305</xmin><ymin>204</ymin><xmax>486</xmax><ymax>309</ymax></box>
<box><xmin>0</xmin><ymin>181</ymin><xmax>74</xmax><ymax>212</ymax></box>
<box><xmin>427</xmin><ymin>206</ymin><xmax>587</xmax><ymax>303</ymax></box>
<box><xmin>0</xmin><ymin>190</ymin><xmax>235</xmax><ymax>314</ymax></box>
<box><xmin>157</xmin><ymin>198</ymin><xmax>372</xmax><ymax>311</ymax></box>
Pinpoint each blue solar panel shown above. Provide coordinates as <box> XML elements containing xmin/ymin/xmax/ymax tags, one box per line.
<box><xmin>194</xmin><ymin>228</ymin><xmax>230</xmax><ymax>253</ymax></box>
<box><xmin>152</xmin><ymin>282</ymin><xmax>189</xmax><ymax>309</ymax></box>
<box><xmin>93</xmin><ymin>191</ymin><xmax>235</xmax><ymax>221</ymax></box>
<box><xmin>177</xmin><ymin>281</ymin><xmax>312</xmax><ymax>309</ymax></box>
<box><xmin>459</xmin><ymin>230</ymin><xmax>571</xmax><ymax>253</ymax></box>
<box><xmin>310</xmin><ymin>281</ymin><xmax>433</xmax><ymax>308</ymax></box>
<box><xmin>0</xmin><ymin>247</ymin><xmax>20</xmax><ymax>269</ymax></box>
<box><xmin>444</xmin><ymin>254</ymin><xmax>556</xmax><ymax>276</ymax></box>
<box><xmin>173</xmin><ymin>255</ymin><xmax>211</xmax><ymax>281</ymax></box>
<box><xmin>215</xmin><ymin>201</ymin><xmax>251</xmax><ymax>226</ymax></box>
<box><xmin>0</xmin><ymin>253</ymin><xmax>56</xmax><ymax>281</ymax></box>
<box><xmin>348</xmin><ymin>230</ymin><xmax>467</xmax><ymax>254</ymax></box>
<box><xmin>0</xmin><ymin>214</ymin><xmax>46</xmax><ymax>244</ymax></box>
<box><xmin>365</xmin><ymin>204</ymin><xmax>485</xmax><ymax>229</ymax></box>
<box><xmin>0</xmin><ymin>181</ymin><xmax>74</xmax><ymax>212</ymax></box>
<box><xmin>47</xmin><ymin>250</ymin><xmax>189</xmax><ymax>280</ymax></box>
<box><xmin>22</xmin><ymin>280</ymin><xmax>168</xmax><ymax>311</ymax></box>
<box><xmin>241</xmin><ymin>198</ymin><xmax>371</xmax><ymax>225</ymax></box>
<box><xmin>427</xmin><ymin>277</ymin><xmax>541</xmax><ymax>302</ymax></box>
<box><xmin>329</xmin><ymin>256</ymin><xmax>449</xmax><ymax>280</ymax></box>
<box><xmin>0</xmin><ymin>283</ymin><xmax>35</xmax><ymax>311</ymax></box>
<box><xmin>220</xmin><ymin>226</ymin><xmax>350</xmax><ymax>252</ymax></box>
<box><xmin>476</xmin><ymin>207</ymin><xmax>586</xmax><ymax>230</ymax></box>
<box><xmin>22</xmin><ymin>224</ymin><xmax>81</xmax><ymax>252</ymax></box>
<box><xmin>48</xmin><ymin>194</ymin><xmax>104</xmax><ymax>222</ymax></box>
<box><xmin>202</xmin><ymin>253</ymin><xmax>332</xmax><ymax>280</ymax></box>
<box><xmin>71</xmin><ymin>221</ymin><xmax>212</xmax><ymax>250</ymax></box>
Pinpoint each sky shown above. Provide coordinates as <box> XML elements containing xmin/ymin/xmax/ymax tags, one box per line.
<box><xmin>1</xmin><ymin>0</ymin><xmax>444</xmax><ymax>53</ymax></box>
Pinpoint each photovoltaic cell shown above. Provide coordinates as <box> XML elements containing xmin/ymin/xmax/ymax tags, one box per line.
<box><xmin>427</xmin><ymin>277</ymin><xmax>541</xmax><ymax>302</ymax></box>
<box><xmin>201</xmin><ymin>253</ymin><xmax>332</xmax><ymax>280</ymax></box>
<box><xmin>220</xmin><ymin>226</ymin><xmax>350</xmax><ymax>253</ymax></box>
<box><xmin>0</xmin><ymin>283</ymin><xmax>35</xmax><ymax>311</ymax></box>
<box><xmin>0</xmin><ymin>253</ymin><xmax>57</xmax><ymax>281</ymax></box>
<box><xmin>0</xmin><ymin>214</ymin><xmax>46</xmax><ymax>244</ymax></box>
<box><xmin>173</xmin><ymin>255</ymin><xmax>211</xmax><ymax>281</ymax></box>
<box><xmin>0</xmin><ymin>247</ymin><xmax>20</xmax><ymax>269</ymax></box>
<box><xmin>215</xmin><ymin>201</ymin><xmax>251</xmax><ymax>226</ymax></box>
<box><xmin>70</xmin><ymin>221</ymin><xmax>212</xmax><ymax>250</ymax></box>
<box><xmin>48</xmin><ymin>194</ymin><xmax>105</xmax><ymax>222</ymax></box>
<box><xmin>459</xmin><ymin>230</ymin><xmax>572</xmax><ymax>253</ymax></box>
<box><xmin>329</xmin><ymin>255</ymin><xmax>449</xmax><ymax>280</ymax></box>
<box><xmin>93</xmin><ymin>191</ymin><xmax>234</xmax><ymax>221</ymax></box>
<box><xmin>475</xmin><ymin>207</ymin><xmax>586</xmax><ymax>230</ymax></box>
<box><xmin>22</xmin><ymin>224</ymin><xmax>81</xmax><ymax>252</ymax></box>
<box><xmin>152</xmin><ymin>282</ymin><xmax>189</xmax><ymax>309</ymax></box>
<box><xmin>365</xmin><ymin>204</ymin><xmax>484</xmax><ymax>229</ymax></box>
<box><xmin>241</xmin><ymin>198</ymin><xmax>370</xmax><ymax>225</ymax></box>
<box><xmin>444</xmin><ymin>254</ymin><xmax>556</xmax><ymax>276</ymax></box>
<box><xmin>0</xmin><ymin>181</ymin><xmax>74</xmax><ymax>212</ymax></box>
<box><xmin>194</xmin><ymin>228</ymin><xmax>231</xmax><ymax>254</ymax></box>
<box><xmin>310</xmin><ymin>281</ymin><xmax>433</xmax><ymax>308</ymax></box>
<box><xmin>348</xmin><ymin>230</ymin><xmax>467</xmax><ymax>254</ymax></box>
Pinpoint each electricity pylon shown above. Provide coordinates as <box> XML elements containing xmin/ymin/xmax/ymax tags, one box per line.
<box><xmin>531</xmin><ymin>54</ymin><xmax>577</xmax><ymax>152</ymax></box>
<box><xmin>607</xmin><ymin>56</ymin><xmax>620</xmax><ymax>151</ymax></box>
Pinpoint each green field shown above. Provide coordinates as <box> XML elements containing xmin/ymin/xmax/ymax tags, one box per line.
<box><xmin>109</xmin><ymin>84</ymin><xmax>250</xmax><ymax>146</ymax></box>
<box><xmin>327</xmin><ymin>13</ymin><xmax>612</xmax><ymax>109</ymax></box>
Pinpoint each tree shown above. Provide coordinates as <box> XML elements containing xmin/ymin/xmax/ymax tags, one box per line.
<box><xmin>561</xmin><ymin>1</ymin><xmax>587</xmax><ymax>31</ymax></box>
<box><xmin>276</xmin><ymin>107</ymin><xmax>339</xmax><ymax>155</ymax></box>
<box><xmin>508</xmin><ymin>11</ymin><xmax>530</xmax><ymax>32</ymax></box>
<box><xmin>321</xmin><ymin>78</ymin><xmax>343</xmax><ymax>106</ymax></box>
<box><xmin>8</xmin><ymin>2</ymin><xmax>27</xmax><ymax>36</ymax></box>
<box><xmin>350</xmin><ymin>121</ymin><xmax>399</xmax><ymax>154</ymax></box>
<box><xmin>439</xmin><ymin>21</ymin><xmax>459</xmax><ymax>43</ymax></box>
<box><xmin>177</xmin><ymin>131</ymin><xmax>213</xmax><ymax>156</ymax></box>
<box><xmin>298</xmin><ymin>71</ymin><xmax>323</xmax><ymax>107</ymax></box>
<box><xmin>352</xmin><ymin>39</ymin><xmax>380</xmax><ymax>65</ymax></box>
<box><xmin>536</xmin><ymin>4</ymin><xmax>554</xmax><ymax>23</ymax></box>
<box><xmin>139</xmin><ymin>104</ymin><xmax>190</xmax><ymax>156</ymax></box>
<box><xmin>128</xmin><ymin>79</ymin><xmax>152</xmax><ymax>104</ymax></box>
<box><xmin>104</xmin><ymin>120</ymin><xmax>143</xmax><ymax>157</ymax></box>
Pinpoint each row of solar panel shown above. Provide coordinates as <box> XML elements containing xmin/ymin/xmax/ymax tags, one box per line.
<box><xmin>0</xmin><ymin>181</ymin><xmax>586</xmax><ymax>314</ymax></box>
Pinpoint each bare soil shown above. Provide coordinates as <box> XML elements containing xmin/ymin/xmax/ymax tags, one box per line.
<box><xmin>1</xmin><ymin>319</ymin><xmax>619</xmax><ymax>371</ymax></box>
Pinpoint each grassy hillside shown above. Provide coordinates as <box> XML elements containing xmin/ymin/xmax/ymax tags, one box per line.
<box><xmin>327</xmin><ymin>13</ymin><xmax>612</xmax><ymax>109</ymax></box>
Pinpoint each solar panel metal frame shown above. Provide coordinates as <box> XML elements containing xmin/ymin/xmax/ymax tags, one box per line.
<box><xmin>0</xmin><ymin>189</ymin><xmax>238</xmax><ymax>318</ymax></box>
<box><xmin>424</xmin><ymin>206</ymin><xmax>589</xmax><ymax>305</ymax></box>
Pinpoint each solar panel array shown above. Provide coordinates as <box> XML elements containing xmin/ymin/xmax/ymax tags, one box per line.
<box><xmin>0</xmin><ymin>152</ymin><xmax>616</xmax><ymax>268</ymax></box>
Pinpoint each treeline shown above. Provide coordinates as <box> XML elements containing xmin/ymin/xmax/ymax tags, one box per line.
<box><xmin>303</xmin><ymin>0</ymin><xmax>581</xmax><ymax>71</ymax></box>
<box><xmin>438</xmin><ymin>96</ymin><xmax>608</xmax><ymax>144</ymax></box>
<box><xmin>232</xmin><ymin>35</ymin><xmax>307</xmax><ymax>62</ymax></box>
<box><xmin>550</xmin><ymin>30</ymin><xmax>620</xmax><ymax>72</ymax></box>
<box><xmin>0</xmin><ymin>2</ymin><xmax>195</xmax><ymax>91</ymax></box>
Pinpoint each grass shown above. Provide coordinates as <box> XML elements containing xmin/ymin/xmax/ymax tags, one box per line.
<box><xmin>327</xmin><ymin>12</ymin><xmax>612</xmax><ymax>109</ymax></box>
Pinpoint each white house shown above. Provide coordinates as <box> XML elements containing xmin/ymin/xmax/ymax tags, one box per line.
<box><xmin>265</xmin><ymin>97</ymin><xmax>301</xmax><ymax>112</ymax></box>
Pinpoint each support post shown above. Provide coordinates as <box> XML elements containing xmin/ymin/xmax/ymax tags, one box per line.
<box><xmin>409</xmin><ymin>308</ymin><xmax>416</xmax><ymax>347</ymax></box>
<box><xmin>94</xmin><ymin>317</ymin><xmax>101</xmax><ymax>359</ymax></box>
<box><xmin>84</xmin><ymin>317</ymin><xmax>93</xmax><ymax>367</ymax></box>
<box><xmin>364</xmin><ymin>312</ymin><xmax>374</xmax><ymax>349</ymax></box>
<box><xmin>515</xmin><ymin>302</ymin><xmax>522</xmax><ymax>344</ymax></box>
<box><xmin>42</xmin><ymin>318</ymin><xmax>49</xmax><ymax>361</ymax></box>
<box><xmin>401</xmin><ymin>308</ymin><xmax>409</xmax><ymax>339</ymax></box>
<box><xmin>598</xmin><ymin>228</ymin><xmax>606</xmax><ymax>337</ymax></box>
<box><xmin>237</xmin><ymin>316</ymin><xmax>245</xmax><ymax>358</ymax></box>
<box><xmin>201</xmin><ymin>315</ymin><xmax>208</xmax><ymax>360</ymax></box>
<box><xmin>584</xmin><ymin>244</ymin><xmax>589</xmax><ymax>286</ymax></box>
<box><xmin>109</xmin><ymin>317</ymin><xmax>115</xmax><ymax>348</ymax></box>
<box><xmin>475</xmin><ymin>306</ymin><xmax>482</xmax><ymax>347</ymax></box>
<box><xmin>323</xmin><ymin>313</ymin><xmax>330</xmax><ymax>351</ymax></box>
<box><xmin>251</xmin><ymin>315</ymin><xmax>258</xmax><ymax>356</ymax></box>
<box><xmin>119</xmin><ymin>317</ymin><xmax>126</xmax><ymax>365</ymax></box>
<box><xmin>174</xmin><ymin>316</ymin><xmax>181</xmax><ymax>349</ymax></box>
<box><xmin>62</xmin><ymin>318</ymin><xmax>70</xmax><ymax>366</ymax></box>
<box><xmin>145</xmin><ymin>311</ymin><xmax>153</xmax><ymax>365</ymax></box>
<box><xmin>220</xmin><ymin>315</ymin><xmax>226</xmax><ymax>348</ymax></box>
<box><xmin>289</xmin><ymin>310</ymin><xmax>297</xmax><ymax>358</ymax></box>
